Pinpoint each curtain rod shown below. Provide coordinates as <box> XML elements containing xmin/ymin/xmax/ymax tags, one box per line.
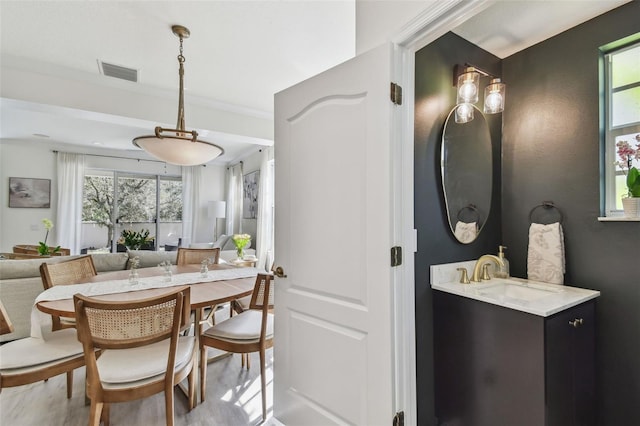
<box><xmin>52</xmin><ymin>150</ymin><xmax>207</xmax><ymax>166</ymax></box>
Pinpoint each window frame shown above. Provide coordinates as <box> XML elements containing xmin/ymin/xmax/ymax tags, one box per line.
<box><xmin>82</xmin><ymin>168</ymin><xmax>183</xmax><ymax>252</ymax></box>
<box><xmin>602</xmin><ymin>40</ymin><xmax>640</xmax><ymax>217</ymax></box>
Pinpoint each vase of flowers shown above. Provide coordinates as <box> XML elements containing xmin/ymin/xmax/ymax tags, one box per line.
<box><xmin>129</xmin><ymin>256</ymin><xmax>140</xmax><ymax>285</ymax></box>
<box><xmin>159</xmin><ymin>260</ymin><xmax>172</xmax><ymax>283</ymax></box>
<box><xmin>232</xmin><ymin>233</ymin><xmax>251</xmax><ymax>259</ymax></box>
<box><xmin>38</xmin><ymin>218</ymin><xmax>61</xmax><ymax>256</ymax></box>
<box><xmin>616</xmin><ymin>136</ymin><xmax>640</xmax><ymax>217</ymax></box>
<box><xmin>200</xmin><ymin>259</ymin><xmax>209</xmax><ymax>278</ymax></box>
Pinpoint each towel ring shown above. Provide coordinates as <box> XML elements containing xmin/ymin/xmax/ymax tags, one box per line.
<box><xmin>528</xmin><ymin>201</ymin><xmax>563</xmax><ymax>224</ymax></box>
<box><xmin>457</xmin><ymin>204</ymin><xmax>481</xmax><ymax>223</ymax></box>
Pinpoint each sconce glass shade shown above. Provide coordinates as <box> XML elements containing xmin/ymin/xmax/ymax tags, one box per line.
<box><xmin>457</xmin><ymin>68</ymin><xmax>480</xmax><ymax>104</ymax></box>
<box><xmin>484</xmin><ymin>78</ymin><xmax>506</xmax><ymax>114</ymax></box>
<box><xmin>455</xmin><ymin>103</ymin><xmax>474</xmax><ymax>123</ymax></box>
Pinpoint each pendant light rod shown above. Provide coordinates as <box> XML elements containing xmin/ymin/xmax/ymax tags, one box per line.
<box><xmin>173</xmin><ymin>25</ymin><xmax>189</xmax><ymax>135</ymax></box>
<box><xmin>152</xmin><ymin>25</ymin><xmax>197</xmax><ymax>141</ymax></box>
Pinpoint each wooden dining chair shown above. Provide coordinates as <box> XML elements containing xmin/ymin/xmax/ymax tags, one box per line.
<box><xmin>0</xmin><ymin>299</ymin><xmax>85</xmax><ymax>398</ymax></box>
<box><xmin>231</xmin><ymin>261</ymin><xmax>275</xmax><ymax>317</ymax></box>
<box><xmin>40</xmin><ymin>255</ymin><xmax>98</xmax><ymax>331</ymax></box>
<box><xmin>74</xmin><ymin>286</ymin><xmax>196</xmax><ymax>426</ymax></box>
<box><xmin>176</xmin><ymin>247</ymin><xmax>220</xmax><ymax>266</ymax></box>
<box><xmin>177</xmin><ymin>247</ymin><xmax>222</xmax><ymax>326</ymax></box>
<box><xmin>200</xmin><ymin>273</ymin><xmax>274</xmax><ymax>421</ymax></box>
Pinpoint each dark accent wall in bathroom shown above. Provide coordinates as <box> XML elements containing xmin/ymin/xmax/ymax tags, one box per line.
<box><xmin>502</xmin><ymin>2</ymin><xmax>640</xmax><ymax>424</ymax></box>
<box><xmin>414</xmin><ymin>32</ymin><xmax>502</xmax><ymax>425</ymax></box>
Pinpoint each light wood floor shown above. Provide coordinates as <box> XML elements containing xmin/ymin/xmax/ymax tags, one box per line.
<box><xmin>0</xmin><ymin>348</ymin><xmax>273</xmax><ymax>426</ymax></box>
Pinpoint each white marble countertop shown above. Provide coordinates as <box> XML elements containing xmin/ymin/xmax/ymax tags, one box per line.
<box><xmin>430</xmin><ymin>261</ymin><xmax>600</xmax><ymax>317</ymax></box>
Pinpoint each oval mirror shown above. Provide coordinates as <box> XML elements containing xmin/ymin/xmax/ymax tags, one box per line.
<box><xmin>441</xmin><ymin>105</ymin><xmax>492</xmax><ymax>244</ymax></box>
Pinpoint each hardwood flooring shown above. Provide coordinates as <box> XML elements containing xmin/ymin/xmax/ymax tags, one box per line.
<box><xmin>0</xmin><ymin>348</ymin><xmax>273</xmax><ymax>426</ymax></box>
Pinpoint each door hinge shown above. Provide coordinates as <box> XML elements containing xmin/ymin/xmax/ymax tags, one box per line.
<box><xmin>390</xmin><ymin>82</ymin><xmax>403</xmax><ymax>105</ymax></box>
<box><xmin>393</xmin><ymin>411</ymin><xmax>405</xmax><ymax>426</ymax></box>
<box><xmin>391</xmin><ymin>246</ymin><xmax>402</xmax><ymax>267</ymax></box>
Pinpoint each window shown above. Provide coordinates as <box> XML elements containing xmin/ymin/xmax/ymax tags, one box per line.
<box><xmin>603</xmin><ymin>41</ymin><xmax>640</xmax><ymax>215</ymax></box>
<box><xmin>82</xmin><ymin>170</ymin><xmax>182</xmax><ymax>252</ymax></box>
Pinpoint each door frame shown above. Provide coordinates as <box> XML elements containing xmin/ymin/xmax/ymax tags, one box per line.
<box><xmin>389</xmin><ymin>1</ymin><xmax>495</xmax><ymax>424</ymax></box>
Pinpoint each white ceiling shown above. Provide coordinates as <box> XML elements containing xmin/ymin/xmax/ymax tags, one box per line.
<box><xmin>452</xmin><ymin>0</ymin><xmax>630</xmax><ymax>59</ymax></box>
<box><xmin>0</xmin><ymin>0</ymin><xmax>630</xmax><ymax>164</ymax></box>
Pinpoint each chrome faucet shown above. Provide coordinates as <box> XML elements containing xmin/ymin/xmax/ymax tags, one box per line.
<box><xmin>471</xmin><ymin>255</ymin><xmax>505</xmax><ymax>282</ymax></box>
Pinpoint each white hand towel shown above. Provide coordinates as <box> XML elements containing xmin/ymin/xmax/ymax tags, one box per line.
<box><xmin>454</xmin><ymin>221</ymin><xmax>477</xmax><ymax>244</ymax></box>
<box><xmin>527</xmin><ymin>222</ymin><xmax>565</xmax><ymax>284</ymax></box>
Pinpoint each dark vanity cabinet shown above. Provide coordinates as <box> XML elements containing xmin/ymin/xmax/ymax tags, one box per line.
<box><xmin>433</xmin><ymin>290</ymin><xmax>595</xmax><ymax>426</ymax></box>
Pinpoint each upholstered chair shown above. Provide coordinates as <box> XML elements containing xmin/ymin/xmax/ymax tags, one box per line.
<box><xmin>199</xmin><ymin>273</ymin><xmax>274</xmax><ymax>420</ymax></box>
<box><xmin>74</xmin><ymin>287</ymin><xmax>196</xmax><ymax>426</ymax></box>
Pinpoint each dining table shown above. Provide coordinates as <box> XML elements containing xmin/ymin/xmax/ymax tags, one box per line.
<box><xmin>35</xmin><ymin>263</ymin><xmax>259</xmax><ymax>404</ymax></box>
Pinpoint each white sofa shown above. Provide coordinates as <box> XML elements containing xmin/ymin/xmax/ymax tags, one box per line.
<box><xmin>0</xmin><ymin>251</ymin><xmax>177</xmax><ymax>342</ymax></box>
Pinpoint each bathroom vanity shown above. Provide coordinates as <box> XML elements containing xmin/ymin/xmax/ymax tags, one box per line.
<box><xmin>431</xmin><ymin>263</ymin><xmax>600</xmax><ymax>426</ymax></box>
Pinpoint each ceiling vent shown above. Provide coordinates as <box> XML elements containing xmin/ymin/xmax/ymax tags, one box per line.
<box><xmin>98</xmin><ymin>60</ymin><xmax>138</xmax><ymax>82</ymax></box>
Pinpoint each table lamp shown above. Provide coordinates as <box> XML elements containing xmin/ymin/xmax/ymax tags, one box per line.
<box><xmin>207</xmin><ymin>201</ymin><xmax>226</xmax><ymax>241</ymax></box>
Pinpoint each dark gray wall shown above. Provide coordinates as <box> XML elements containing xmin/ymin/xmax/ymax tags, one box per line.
<box><xmin>502</xmin><ymin>2</ymin><xmax>640</xmax><ymax>425</ymax></box>
<box><xmin>415</xmin><ymin>3</ymin><xmax>639</xmax><ymax>425</ymax></box>
<box><xmin>414</xmin><ymin>32</ymin><xmax>502</xmax><ymax>425</ymax></box>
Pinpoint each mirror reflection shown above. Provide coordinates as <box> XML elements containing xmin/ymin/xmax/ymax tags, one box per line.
<box><xmin>441</xmin><ymin>105</ymin><xmax>492</xmax><ymax>244</ymax></box>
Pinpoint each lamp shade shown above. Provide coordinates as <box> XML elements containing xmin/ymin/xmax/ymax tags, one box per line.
<box><xmin>457</xmin><ymin>67</ymin><xmax>480</xmax><ymax>105</ymax></box>
<box><xmin>455</xmin><ymin>103</ymin><xmax>474</xmax><ymax>123</ymax></box>
<box><xmin>208</xmin><ymin>201</ymin><xmax>226</xmax><ymax>219</ymax></box>
<box><xmin>133</xmin><ymin>133</ymin><xmax>223</xmax><ymax>166</ymax></box>
<box><xmin>483</xmin><ymin>78</ymin><xmax>506</xmax><ymax>114</ymax></box>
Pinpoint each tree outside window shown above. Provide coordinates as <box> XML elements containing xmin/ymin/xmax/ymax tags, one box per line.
<box><xmin>82</xmin><ymin>172</ymin><xmax>182</xmax><ymax>251</ymax></box>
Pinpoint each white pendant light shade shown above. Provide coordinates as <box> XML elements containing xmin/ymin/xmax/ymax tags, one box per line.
<box><xmin>133</xmin><ymin>131</ymin><xmax>223</xmax><ymax>166</ymax></box>
<box><xmin>457</xmin><ymin>67</ymin><xmax>480</xmax><ymax>104</ymax></box>
<box><xmin>132</xmin><ymin>25</ymin><xmax>223</xmax><ymax>166</ymax></box>
<box><xmin>483</xmin><ymin>78</ymin><xmax>506</xmax><ymax>114</ymax></box>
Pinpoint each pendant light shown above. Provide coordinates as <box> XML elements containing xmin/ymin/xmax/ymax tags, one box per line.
<box><xmin>133</xmin><ymin>25</ymin><xmax>224</xmax><ymax>166</ymax></box>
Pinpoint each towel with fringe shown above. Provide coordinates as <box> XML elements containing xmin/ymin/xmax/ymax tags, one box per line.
<box><xmin>527</xmin><ymin>222</ymin><xmax>565</xmax><ymax>284</ymax></box>
<box><xmin>454</xmin><ymin>221</ymin><xmax>477</xmax><ymax>244</ymax></box>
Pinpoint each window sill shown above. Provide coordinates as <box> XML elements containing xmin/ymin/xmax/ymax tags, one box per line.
<box><xmin>597</xmin><ymin>216</ymin><xmax>640</xmax><ymax>222</ymax></box>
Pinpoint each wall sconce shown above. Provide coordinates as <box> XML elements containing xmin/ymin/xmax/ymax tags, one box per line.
<box><xmin>453</xmin><ymin>64</ymin><xmax>506</xmax><ymax>123</ymax></box>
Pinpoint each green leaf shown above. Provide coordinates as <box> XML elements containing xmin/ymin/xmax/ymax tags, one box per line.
<box><xmin>627</xmin><ymin>167</ymin><xmax>640</xmax><ymax>197</ymax></box>
<box><xmin>37</xmin><ymin>241</ymin><xmax>49</xmax><ymax>256</ymax></box>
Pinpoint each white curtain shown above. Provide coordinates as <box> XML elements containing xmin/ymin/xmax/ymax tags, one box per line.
<box><xmin>56</xmin><ymin>152</ymin><xmax>85</xmax><ymax>254</ymax></box>
<box><xmin>256</xmin><ymin>148</ymin><xmax>274</xmax><ymax>270</ymax></box>
<box><xmin>181</xmin><ymin>166</ymin><xmax>202</xmax><ymax>247</ymax></box>
<box><xmin>225</xmin><ymin>162</ymin><xmax>244</xmax><ymax>236</ymax></box>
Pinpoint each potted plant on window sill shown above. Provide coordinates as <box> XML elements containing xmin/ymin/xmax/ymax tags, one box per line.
<box><xmin>118</xmin><ymin>228</ymin><xmax>155</xmax><ymax>250</ymax></box>
<box><xmin>617</xmin><ymin>138</ymin><xmax>640</xmax><ymax>217</ymax></box>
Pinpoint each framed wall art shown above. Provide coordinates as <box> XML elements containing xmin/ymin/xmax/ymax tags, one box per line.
<box><xmin>243</xmin><ymin>170</ymin><xmax>260</xmax><ymax>219</ymax></box>
<box><xmin>8</xmin><ymin>177</ymin><xmax>51</xmax><ymax>208</ymax></box>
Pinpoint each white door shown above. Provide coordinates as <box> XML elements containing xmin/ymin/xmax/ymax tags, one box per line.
<box><xmin>274</xmin><ymin>44</ymin><xmax>398</xmax><ymax>425</ymax></box>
